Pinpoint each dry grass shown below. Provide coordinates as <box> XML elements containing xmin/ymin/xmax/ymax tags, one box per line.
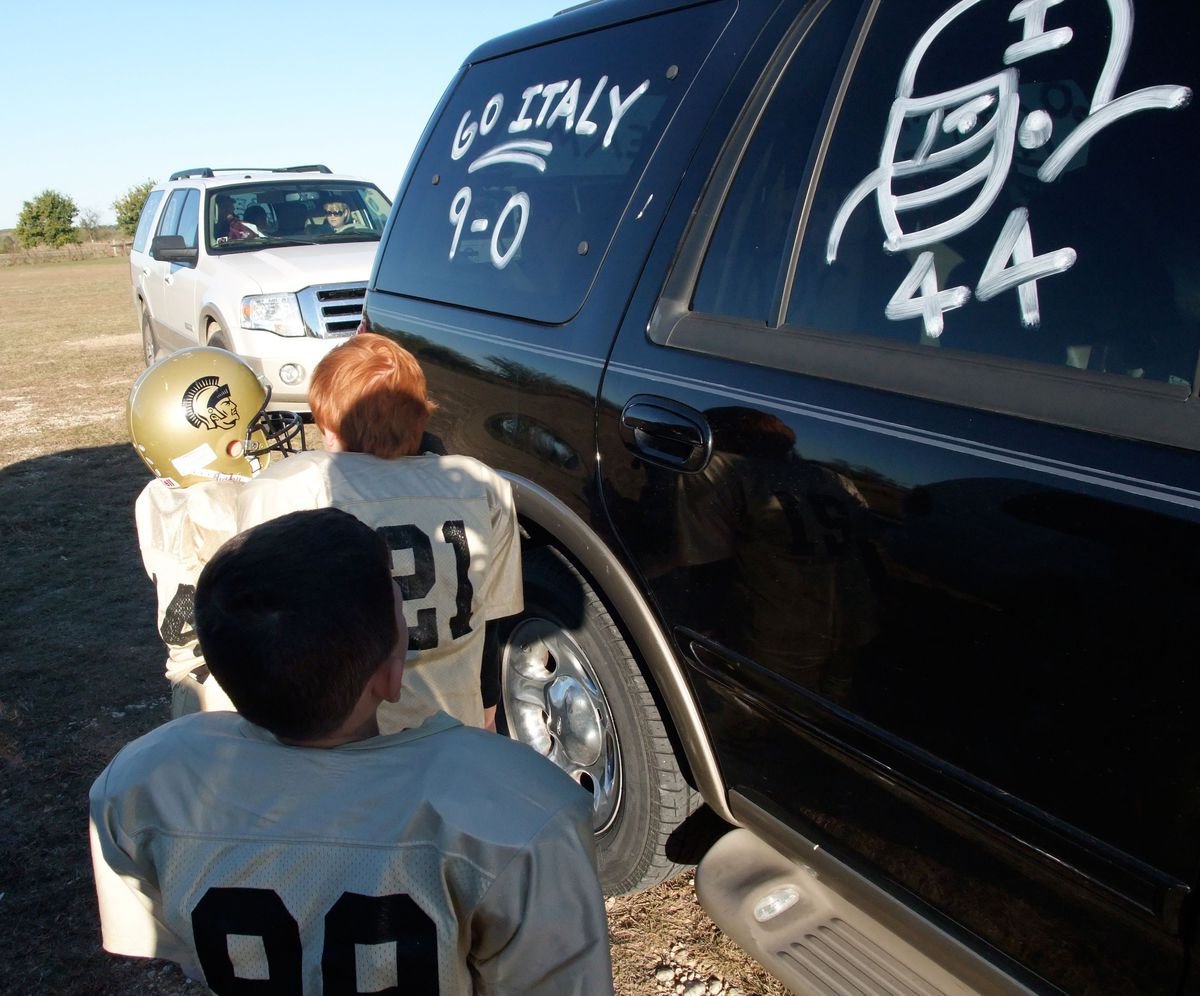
<box><xmin>0</xmin><ymin>258</ymin><xmax>783</xmax><ymax>995</ymax></box>
<box><xmin>0</xmin><ymin>256</ymin><xmax>140</xmax><ymax>466</ymax></box>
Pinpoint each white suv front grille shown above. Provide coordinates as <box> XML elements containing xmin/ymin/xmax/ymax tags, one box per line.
<box><xmin>297</xmin><ymin>282</ymin><xmax>366</xmax><ymax>339</ymax></box>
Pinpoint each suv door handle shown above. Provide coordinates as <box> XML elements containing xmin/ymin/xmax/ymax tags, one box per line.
<box><xmin>620</xmin><ymin>396</ymin><xmax>711</xmax><ymax>472</ymax></box>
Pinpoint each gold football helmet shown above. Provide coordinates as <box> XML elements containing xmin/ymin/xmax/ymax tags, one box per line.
<box><xmin>129</xmin><ymin>347</ymin><xmax>303</xmax><ymax>487</ymax></box>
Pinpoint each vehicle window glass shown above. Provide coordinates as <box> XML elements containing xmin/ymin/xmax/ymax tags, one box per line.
<box><xmin>375</xmin><ymin>1</ymin><xmax>734</xmax><ymax>324</ymax></box>
<box><xmin>692</xmin><ymin>0</ymin><xmax>862</xmax><ymax>323</ymax></box>
<box><xmin>177</xmin><ymin>189</ymin><xmax>201</xmax><ymax>249</ymax></box>
<box><xmin>132</xmin><ymin>190</ymin><xmax>164</xmax><ymax>253</ymax></box>
<box><xmin>784</xmin><ymin>0</ymin><xmax>1199</xmax><ymax>388</ymax></box>
<box><xmin>360</xmin><ymin>187</ymin><xmax>392</xmax><ymax>225</ymax></box>
<box><xmin>207</xmin><ymin>181</ymin><xmax>392</xmax><ymax>251</ymax></box>
<box><xmin>156</xmin><ymin>190</ymin><xmax>189</xmax><ymax>239</ymax></box>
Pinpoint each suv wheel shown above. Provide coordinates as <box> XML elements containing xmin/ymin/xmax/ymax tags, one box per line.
<box><xmin>499</xmin><ymin>545</ymin><xmax>698</xmax><ymax>894</ymax></box>
<box><xmin>207</xmin><ymin>322</ymin><xmax>228</xmax><ymax>351</ymax></box>
<box><xmin>140</xmin><ymin>309</ymin><xmax>157</xmax><ymax>367</ymax></box>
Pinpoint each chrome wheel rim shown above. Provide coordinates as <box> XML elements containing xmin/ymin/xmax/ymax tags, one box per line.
<box><xmin>503</xmin><ymin>617</ymin><xmax>622</xmax><ymax>832</ymax></box>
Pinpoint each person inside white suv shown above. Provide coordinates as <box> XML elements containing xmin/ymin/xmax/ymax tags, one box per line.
<box><xmin>320</xmin><ymin>198</ymin><xmax>355</xmax><ymax>233</ymax></box>
<box><xmin>213</xmin><ymin>195</ymin><xmax>240</xmax><ymax>240</ymax></box>
<box><xmin>241</xmin><ymin>205</ymin><xmax>270</xmax><ymax>238</ymax></box>
<box><xmin>213</xmin><ymin>195</ymin><xmax>261</xmax><ymax>242</ymax></box>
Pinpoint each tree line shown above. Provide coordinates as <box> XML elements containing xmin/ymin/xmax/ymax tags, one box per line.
<box><xmin>9</xmin><ymin>181</ymin><xmax>156</xmax><ymax>250</ymax></box>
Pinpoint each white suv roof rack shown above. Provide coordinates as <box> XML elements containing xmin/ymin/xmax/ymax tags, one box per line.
<box><xmin>167</xmin><ymin>165</ymin><xmax>333</xmax><ymax>181</ymax></box>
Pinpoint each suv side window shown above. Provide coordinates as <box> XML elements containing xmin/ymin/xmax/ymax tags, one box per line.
<box><xmin>132</xmin><ymin>190</ymin><xmax>165</xmax><ymax>253</ymax></box>
<box><xmin>374</xmin><ymin>1</ymin><xmax>734</xmax><ymax>324</ymax></box>
<box><xmin>175</xmin><ymin>190</ymin><xmax>201</xmax><ymax>249</ymax></box>
<box><xmin>662</xmin><ymin>0</ymin><xmax>1198</xmax><ymax>449</ymax></box>
<box><xmin>155</xmin><ymin>188</ymin><xmax>201</xmax><ymax>249</ymax></box>
<box><xmin>155</xmin><ymin>190</ymin><xmax>186</xmax><ymax>241</ymax></box>
<box><xmin>692</xmin><ymin>0</ymin><xmax>863</xmax><ymax>323</ymax></box>
<box><xmin>786</xmin><ymin>0</ymin><xmax>1198</xmax><ymax>388</ymax></box>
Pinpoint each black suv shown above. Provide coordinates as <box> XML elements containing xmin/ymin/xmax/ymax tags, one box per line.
<box><xmin>364</xmin><ymin>1</ymin><xmax>1199</xmax><ymax>992</ymax></box>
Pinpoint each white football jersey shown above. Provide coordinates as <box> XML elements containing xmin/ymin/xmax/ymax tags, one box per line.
<box><xmin>236</xmin><ymin>451</ymin><xmax>523</xmax><ymax>731</ymax></box>
<box><xmin>135</xmin><ymin>479</ymin><xmax>239</xmax><ymax>707</ymax></box>
<box><xmin>90</xmin><ymin>712</ymin><xmax>612</xmax><ymax>995</ymax></box>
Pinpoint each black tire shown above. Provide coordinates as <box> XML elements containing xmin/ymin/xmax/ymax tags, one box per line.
<box><xmin>499</xmin><ymin>545</ymin><xmax>699</xmax><ymax>894</ymax></box>
<box><xmin>140</xmin><ymin>308</ymin><xmax>157</xmax><ymax>367</ymax></box>
<box><xmin>207</xmin><ymin>323</ymin><xmax>228</xmax><ymax>351</ymax></box>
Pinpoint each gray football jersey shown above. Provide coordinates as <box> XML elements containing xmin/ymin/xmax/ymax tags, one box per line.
<box><xmin>236</xmin><ymin>451</ymin><xmax>523</xmax><ymax>731</ymax></box>
<box><xmin>90</xmin><ymin>712</ymin><xmax>611</xmax><ymax>995</ymax></box>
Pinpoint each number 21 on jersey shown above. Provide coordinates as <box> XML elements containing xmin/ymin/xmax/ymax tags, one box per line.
<box><xmin>377</xmin><ymin>520</ymin><xmax>473</xmax><ymax>652</ymax></box>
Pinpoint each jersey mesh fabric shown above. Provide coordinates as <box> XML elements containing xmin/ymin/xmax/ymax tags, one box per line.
<box><xmin>89</xmin><ymin>711</ymin><xmax>611</xmax><ymax>995</ymax></box>
<box><xmin>236</xmin><ymin>451</ymin><xmax>523</xmax><ymax>730</ymax></box>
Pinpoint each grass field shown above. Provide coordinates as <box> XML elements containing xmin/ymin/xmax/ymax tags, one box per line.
<box><xmin>0</xmin><ymin>257</ymin><xmax>188</xmax><ymax>993</ymax></box>
<box><xmin>0</xmin><ymin>257</ymin><xmax>783</xmax><ymax>995</ymax></box>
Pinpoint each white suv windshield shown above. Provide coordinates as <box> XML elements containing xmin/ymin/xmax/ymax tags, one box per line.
<box><xmin>208</xmin><ymin>182</ymin><xmax>391</xmax><ymax>250</ymax></box>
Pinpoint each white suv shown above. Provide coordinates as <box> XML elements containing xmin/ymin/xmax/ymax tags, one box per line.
<box><xmin>129</xmin><ymin>165</ymin><xmax>392</xmax><ymax>411</ymax></box>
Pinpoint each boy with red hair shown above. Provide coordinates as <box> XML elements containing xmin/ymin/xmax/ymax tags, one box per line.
<box><xmin>237</xmin><ymin>333</ymin><xmax>522</xmax><ymax>732</ymax></box>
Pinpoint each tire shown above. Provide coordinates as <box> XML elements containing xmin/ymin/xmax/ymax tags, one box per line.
<box><xmin>207</xmin><ymin>322</ymin><xmax>229</xmax><ymax>351</ymax></box>
<box><xmin>140</xmin><ymin>308</ymin><xmax>157</xmax><ymax>367</ymax></box>
<box><xmin>499</xmin><ymin>545</ymin><xmax>699</xmax><ymax>894</ymax></box>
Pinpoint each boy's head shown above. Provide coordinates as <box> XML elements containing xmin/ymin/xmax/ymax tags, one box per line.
<box><xmin>309</xmin><ymin>333</ymin><xmax>437</xmax><ymax>458</ymax></box>
<box><xmin>195</xmin><ymin>507</ymin><xmax>403</xmax><ymax>740</ymax></box>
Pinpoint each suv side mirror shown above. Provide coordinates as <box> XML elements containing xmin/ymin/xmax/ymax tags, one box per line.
<box><xmin>150</xmin><ymin>234</ymin><xmax>198</xmax><ymax>266</ymax></box>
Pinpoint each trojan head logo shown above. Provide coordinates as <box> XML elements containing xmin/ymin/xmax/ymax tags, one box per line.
<box><xmin>182</xmin><ymin>376</ymin><xmax>240</xmax><ymax>431</ymax></box>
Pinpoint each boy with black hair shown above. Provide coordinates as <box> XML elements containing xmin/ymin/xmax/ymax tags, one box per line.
<box><xmin>89</xmin><ymin>507</ymin><xmax>612</xmax><ymax>995</ymax></box>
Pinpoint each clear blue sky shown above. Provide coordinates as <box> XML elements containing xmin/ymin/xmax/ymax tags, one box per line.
<box><xmin>0</xmin><ymin>0</ymin><xmax>569</xmax><ymax>229</ymax></box>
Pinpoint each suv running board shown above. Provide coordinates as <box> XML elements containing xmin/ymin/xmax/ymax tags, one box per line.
<box><xmin>695</xmin><ymin>828</ymin><xmax>1038</xmax><ymax>995</ymax></box>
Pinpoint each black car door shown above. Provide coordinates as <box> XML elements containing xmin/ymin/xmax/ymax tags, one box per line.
<box><xmin>598</xmin><ymin>1</ymin><xmax>1200</xmax><ymax>991</ymax></box>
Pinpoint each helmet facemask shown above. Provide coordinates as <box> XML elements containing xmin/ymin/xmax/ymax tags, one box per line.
<box><xmin>246</xmin><ymin>381</ymin><xmax>307</xmax><ymax>460</ymax></box>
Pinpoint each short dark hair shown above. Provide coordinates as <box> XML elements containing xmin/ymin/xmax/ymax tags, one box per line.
<box><xmin>195</xmin><ymin>508</ymin><xmax>398</xmax><ymax>739</ymax></box>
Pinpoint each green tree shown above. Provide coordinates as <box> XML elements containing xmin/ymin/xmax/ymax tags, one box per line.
<box><xmin>16</xmin><ymin>190</ymin><xmax>80</xmax><ymax>247</ymax></box>
<box><xmin>113</xmin><ymin>179</ymin><xmax>157</xmax><ymax>237</ymax></box>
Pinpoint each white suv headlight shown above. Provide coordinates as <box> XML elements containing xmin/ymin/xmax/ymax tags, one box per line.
<box><xmin>241</xmin><ymin>293</ymin><xmax>305</xmax><ymax>337</ymax></box>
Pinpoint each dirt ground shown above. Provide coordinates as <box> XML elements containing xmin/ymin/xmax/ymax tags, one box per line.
<box><xmin>0</xmin><ymin>258</ymin><xmax>785</xmax><ymax>995</ymax></box>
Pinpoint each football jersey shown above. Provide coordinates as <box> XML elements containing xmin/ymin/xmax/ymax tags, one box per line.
<box><xmin>135</xmin><ymin>479</ymin><xmax>239</xmax><ymax>708</ymax></box>
<box><xmin>90</xmin><ymin>712</ymin><xmax>612</xmax><ymax>995</ymax></box>
<box><xmin>236</xmin><ymin>451</ymin><xmax>523</xmax><ymax>731</ymax></box>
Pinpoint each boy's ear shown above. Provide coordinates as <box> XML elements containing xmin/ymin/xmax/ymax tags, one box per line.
<box><xmin>321</xmin><ymin>426</ymin><xmax>344</xmax><ymax>452</ymax></box>
<box><xmin>369</xmin><ymin>654</ymin><xmax>405</xmax><ymax>704</ymax></box>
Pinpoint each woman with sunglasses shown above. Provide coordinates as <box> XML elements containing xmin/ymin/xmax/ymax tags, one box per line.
<box><xmin>320</xmin><ymin>198</ymin><xmax>355</xmax><ymax>233</ymax></box>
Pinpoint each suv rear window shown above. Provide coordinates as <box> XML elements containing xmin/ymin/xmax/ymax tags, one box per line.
<box><xmin>374</xmin><ymin>1</ymin><xmax>733</xmax><ymax>324</ymax></box>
